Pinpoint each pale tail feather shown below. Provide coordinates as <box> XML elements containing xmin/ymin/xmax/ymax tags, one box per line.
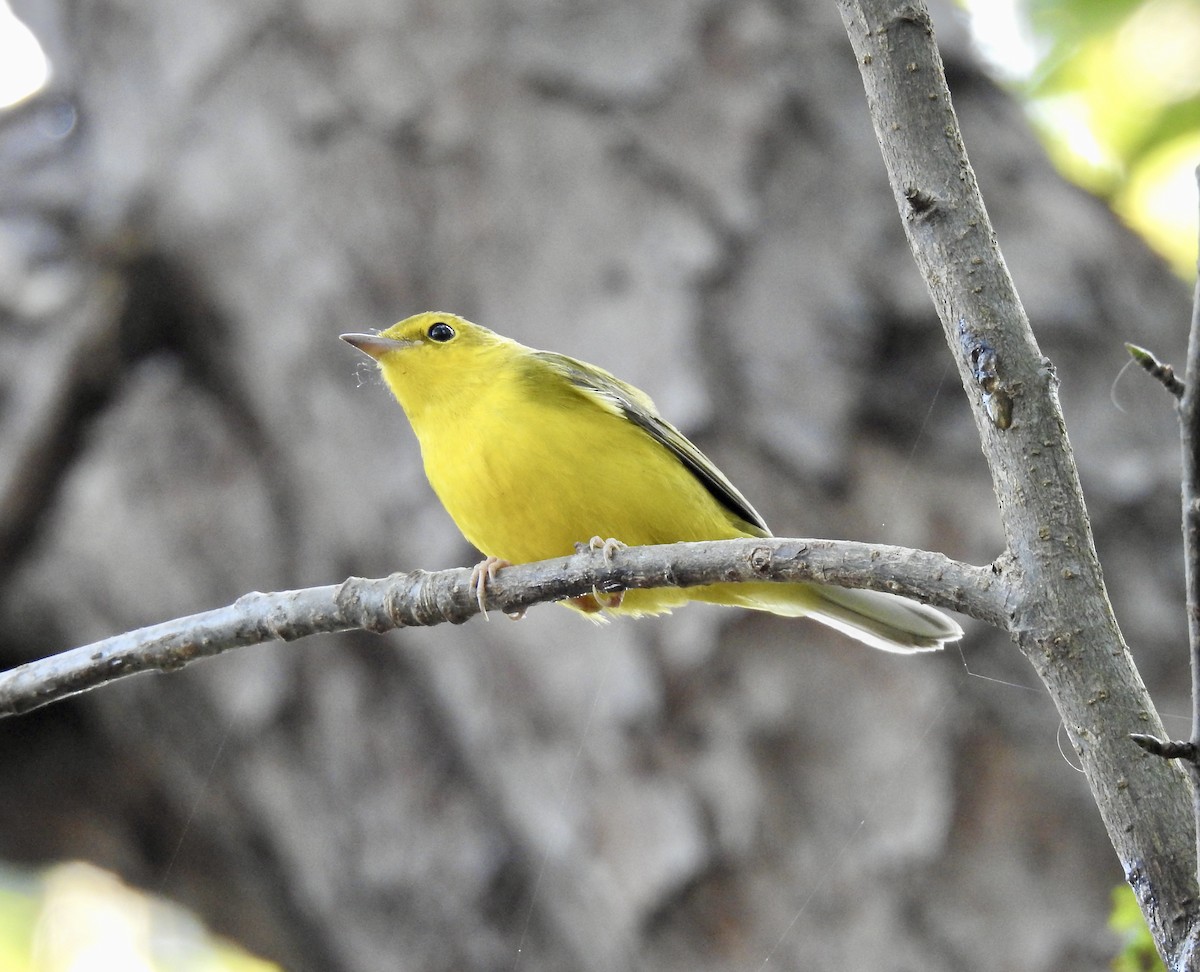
<box><xmin>700</xmin><ymin>581</ymin><xmax>963</xmax><ymax>654</ymax></box>
<box><xmin>797</xmin><ymin>585</ymin><xmax>962</xmax><ymax>653</ymax></box>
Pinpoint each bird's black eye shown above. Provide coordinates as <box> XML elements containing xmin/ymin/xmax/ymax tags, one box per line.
<box><xmin>427</xmin><ymin>322</ymin><xmax>455</xmax><ymax>342</ymax></box>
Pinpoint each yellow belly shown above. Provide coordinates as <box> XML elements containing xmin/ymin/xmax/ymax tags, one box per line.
<box><xmin>416</xmin><ymin>394</ymin><xmax>746</xmax><ymax>564</ymax></box>
<box><xmin>409</xmin><ymin>388</ymin><xmax>751</xmax><ymax>617</ymax></box>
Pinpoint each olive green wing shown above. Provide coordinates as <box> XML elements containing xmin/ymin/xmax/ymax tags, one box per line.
<box><xmin>533</xmin><ymin>350</ymin><xmax>771</xmax><ymax>536</ymax></box>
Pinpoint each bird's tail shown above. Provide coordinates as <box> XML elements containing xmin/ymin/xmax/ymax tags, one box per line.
<box><xmin>695</xmin><ymin>581</ymin><xmax>963</xmax><ymax>654</ymax></box>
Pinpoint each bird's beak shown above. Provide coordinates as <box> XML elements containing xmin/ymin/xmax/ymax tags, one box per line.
<box><xmin>339</xmin><ymin>333</ymin><xmax>414</xmax><ymax>360</ymax></box>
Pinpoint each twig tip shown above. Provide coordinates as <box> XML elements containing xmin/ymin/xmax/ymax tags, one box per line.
<box><xmin>1123</xmin><ymin>342</ymin><xmax>1185</xmax><ymax>399</ymax></box>
<box><xmin>1129</xmin><ymin>733</ymin><xmax>1200</xmax><ymax>764</ymax></box>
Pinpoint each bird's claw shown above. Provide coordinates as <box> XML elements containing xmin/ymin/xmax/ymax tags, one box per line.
<box><xmin>583</xmin><ymin>536</ymin><xmax>626</xmax><ymax>563</ymax></box>
<box><xmin>568</xmin><ymin>590</ymin><xmax>625</xmax><ymax>612</ymax></box>
<box><xmin>469</xmin><ymin>556</ymin><xmax>512</xmax><ymax>620</ymax></box>
<box><xmin>566</xmin><ymin>537</ymin><xmax>627</xmax><ymax>612</ymax></box>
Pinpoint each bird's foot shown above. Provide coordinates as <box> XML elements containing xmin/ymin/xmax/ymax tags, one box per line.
<box><xmin>568</xmin><ymin>537</ymin><xmax>627</xmax><ymax>612</ymax></box>
<box><xmin>579</xmin><ymin>536</ymin><xmax>626</xmax><ymax>562</ymax></box>
<box><xmin>469</xmin><ymin>556</ymin><xmax>524</xmax><ymax>620</ymax></box>
<box><xmin>568</xmin><ymin>590</ymin><xmax>625</xmax><ymax>612</ymax></box>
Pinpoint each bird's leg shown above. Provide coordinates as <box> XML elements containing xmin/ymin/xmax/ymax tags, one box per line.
<box><xmin>469</xmin><ymin>555</ymin><xmax>523</xmax><ymax>620</ymax></box>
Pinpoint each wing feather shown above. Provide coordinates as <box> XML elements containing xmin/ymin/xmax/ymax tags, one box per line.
<box><xmin>533</xmin><ymin>350</ymin><xmax>771</xmax><ymax>536</ymax></box>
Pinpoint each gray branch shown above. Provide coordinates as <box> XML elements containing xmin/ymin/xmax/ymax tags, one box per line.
<box><xmin>0</xmin><ymin>538</ymin><xmax>997</xmax><ymax>718</ymax></box>
<box><xmin>837</xmin><ymin>0</ymin><xmax>1197</xmax><ymax>963</ymax></box>
<box><xmin>1175</xmin><ymin>242</ymin><xmax>1200</xmax><ymax>892</ymax></box>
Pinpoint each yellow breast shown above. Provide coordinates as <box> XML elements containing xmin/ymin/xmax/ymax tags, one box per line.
<box><xmin>409</xmin><ymin>367</ymin><xmax>746</xmax><ymax>564</ymax></box>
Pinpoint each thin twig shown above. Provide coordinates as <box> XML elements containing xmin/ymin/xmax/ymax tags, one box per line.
<box><xmin>1130</xmin><ymin>734</ymin><xmax>1200</xmax><ymax>763</ymax></box>
<box><xmin>0</xmin><ymin>537</ymin><xmax>1000</xmax><ymax>717</ymax></box>
<box><xmin>1180</xmin><ymin>189</ymin><xmax>1200</xmax><ymax>885</ymax></box>
<box><xmin>1125</xmin><ymin>342</ymin><xmax>1185</xmax><ymax>399</ymax></box>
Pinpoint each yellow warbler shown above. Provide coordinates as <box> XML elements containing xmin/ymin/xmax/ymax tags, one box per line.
<box><xmin>341</xmin><ymin>312</ymin><xmax>962</xmax><ymax>652</ymax></box>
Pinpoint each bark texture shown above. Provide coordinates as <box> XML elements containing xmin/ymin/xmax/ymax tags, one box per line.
<box><xmin>0</xmin><ymin>0</ymin><xmax>1191</xmax><ymax>969</ymax></box>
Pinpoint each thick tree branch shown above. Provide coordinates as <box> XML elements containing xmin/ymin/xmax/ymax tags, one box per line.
<box><xmin>837</xmin><ymin>0</ymin><xmax>1197</xmax><ymax>963</ymax></box>
<box><xmin>0</xmin><ymin>538</ymin><xmax>998</xmax><ymax>718</ymax></box>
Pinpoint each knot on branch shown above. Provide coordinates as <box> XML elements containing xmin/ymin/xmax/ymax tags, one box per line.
<box><xmin>749</xmin><ymin>545</ymin><xmax>774</xmax><ymax>574</ymax></box>
<box><xmin>886</xmin><ymin>4</ymin><xmax>933</xmax><ymax>34</ymax></box>
<box><xmin>402</xmin><ymin>569</ymin><xmax>468</xmax><ymax>627</ymax></box>
<box><xmin>958</xmin><ymin>319</ymin><xmax>1013</xmax><ymax>429</ymax></box>
<box><xmin>903</xmin><ymin>184</ymin><xmax>941</xmax><ymax>220</ymax></box>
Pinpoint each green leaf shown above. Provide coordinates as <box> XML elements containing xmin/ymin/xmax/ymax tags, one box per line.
<box><xmin>1108</xmin><ymin>884</ymin><xmax>1165</xmax><ymax>972</ymax></box>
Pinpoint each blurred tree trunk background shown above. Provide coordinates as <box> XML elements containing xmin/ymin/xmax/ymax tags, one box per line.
<box><xmin>0</xmin><ymin>0</ymin><xmax>1190</xmax><ymax>969</ymax></box>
